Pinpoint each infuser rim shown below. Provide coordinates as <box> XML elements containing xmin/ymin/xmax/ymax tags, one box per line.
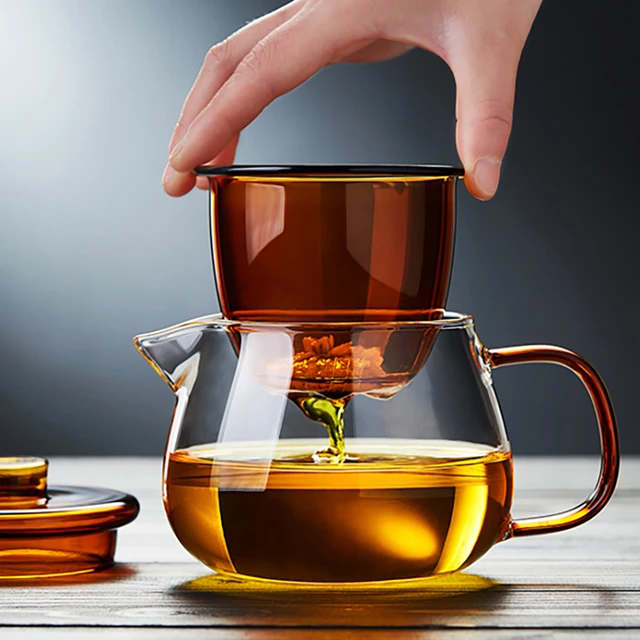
<box><xmin>188</xmin><ymin>311</ymin><xmax>474</xmax><ymax>330</ymax></box>
<box><xmin>194</xmin><ymin>163</ymin><xmax>464</xmax><ymax>178</ymax></box>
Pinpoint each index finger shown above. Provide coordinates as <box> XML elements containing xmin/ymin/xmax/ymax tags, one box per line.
<box><xmin>169</xmin><ymin>1</ymin><xmax>302</xmax><ymax>156</ymax></box>
<box><xmin>169</xmin><ymin>5</ymin><xmax>366</xmax><ymax>173</ymax></box>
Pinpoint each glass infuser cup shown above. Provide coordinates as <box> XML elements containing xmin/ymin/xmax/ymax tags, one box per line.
<box><xmin>196</xmin><ymin>165</ymin><xmax>462</xmax><ymax>322</ymax></box>
<box><xmin>134</xmin><ymin>312</ymin><xmax>619</xmax><ymax>585</ymax></box>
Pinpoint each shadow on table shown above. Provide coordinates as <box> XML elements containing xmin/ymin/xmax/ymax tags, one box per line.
<box><xmin>170</xmin><ymin>571</ymin><xmax>509</xmax><ymax>626</ymax></box>
<box><xmin>0</xmin><ymin>562</ymin><xmax>136</xmax><ymax>588</ymax></box>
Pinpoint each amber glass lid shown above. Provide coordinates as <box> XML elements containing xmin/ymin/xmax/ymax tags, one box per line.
<box><xmin>0</xmin><ymin>456</ymin><xmax>139</xmax><ymax>536</ymax></box>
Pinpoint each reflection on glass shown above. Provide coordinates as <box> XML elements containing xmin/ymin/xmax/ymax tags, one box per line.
<box><xmin>245</xmin><ymin>182</ymin><xmax>285</xmax><ymax>264</ymax></box>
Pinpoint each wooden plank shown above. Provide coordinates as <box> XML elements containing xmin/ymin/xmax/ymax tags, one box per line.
<box><xmin>1</xmin><ymin>562</ymin><xmax>640</xmax><ymax>628</ymax></box>
<box><xmin>43</xmin><ymin>457</ymin><xmax>640</xmax><ymax>565</ymax></box>
<box><xmin>45</xmin><ymin>457</ymin><xmax>640</xmax><ymax>491</ymax></box>
<box><xmin>3</xmin><ymin>630</ymin><xmax>640</xmax><ymax>639</ymax></box>
<box><xmin>1</xmin><ymin>457</ymin><xmax>638</xmax><ymax>630</ymax></box>
<box><xmin>2</xmin><ymin>630</ymin><xmax>640</xmax><ymax>640</ymax></box>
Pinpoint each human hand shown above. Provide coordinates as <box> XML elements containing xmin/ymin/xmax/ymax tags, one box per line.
<box><xmin>163</xmin><ymin>0</ymin><xmax>542</xmax><ymax>200</ymax></box>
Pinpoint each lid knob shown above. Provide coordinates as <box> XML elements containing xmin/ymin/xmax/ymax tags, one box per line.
<box><xmin>0</xmin><ymin>456</ymin><xmax>48</xmax><ymax>507</ymax></box>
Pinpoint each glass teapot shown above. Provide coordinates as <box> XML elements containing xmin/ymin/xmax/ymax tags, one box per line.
<box><xmin>135</xmin><ymin>312</ymin><xmax>618</xmax><ymax>585</ymax></box>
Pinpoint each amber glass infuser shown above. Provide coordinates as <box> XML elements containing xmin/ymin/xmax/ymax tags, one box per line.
<box><xmin>134</xmin><ymin>312</ymin><xmax>619</xmax><ymax>585</ymax></box>
<box><xmin>196</xmin><ymin>165</ymin><xmax>463</xmax><ymax>322</ymax></box>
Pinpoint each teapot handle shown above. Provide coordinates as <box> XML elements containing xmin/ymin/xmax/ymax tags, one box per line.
<box><xmin>488</xmin><ymin>345</ymin><xmax>619</xmax><ymax>538</ymax></box>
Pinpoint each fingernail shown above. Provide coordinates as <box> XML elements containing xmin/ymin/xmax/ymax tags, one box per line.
<box><xmin>473</xmin><ymin>157</ymin><xmax>501</xmax><ymax>200</ymax></box>
<box><xmin>169</xmin><ymin>133</ymin><xmax>187</xmax><ymax>166</ymax></box>
<box><xmin>162</xmin><ymin>163</ymin><xmax>174</xmax><ymax>185</ymax></box>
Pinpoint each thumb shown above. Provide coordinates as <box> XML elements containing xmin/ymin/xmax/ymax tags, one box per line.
<box><xmin>451</xmin><ymin>44</ymin><xmax>520</xmax><ymax>200</ymax></box>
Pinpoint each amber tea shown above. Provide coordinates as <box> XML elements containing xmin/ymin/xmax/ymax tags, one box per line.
<box><xmin>165</xmin><ymin>439</ymin><xmax>513</xmax><ymax>584</ymax></box>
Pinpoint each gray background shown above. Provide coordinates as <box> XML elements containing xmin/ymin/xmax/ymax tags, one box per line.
<box><xmin>0</xmin><ymin>0</ymin><xmax>637</xmax><ymax>456</ymax></box>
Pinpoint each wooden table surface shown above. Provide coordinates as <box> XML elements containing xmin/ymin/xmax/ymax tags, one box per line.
<box><xmin>1</xmin><ymin>456</ymin><xmax>639</xmax><ymax>638</ymax></box>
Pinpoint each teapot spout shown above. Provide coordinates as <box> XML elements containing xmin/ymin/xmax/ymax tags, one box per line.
<box><xmin>133</xmin><ymin>317</ymin><xmax>212</xmax><ymax>392</ymax></box>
